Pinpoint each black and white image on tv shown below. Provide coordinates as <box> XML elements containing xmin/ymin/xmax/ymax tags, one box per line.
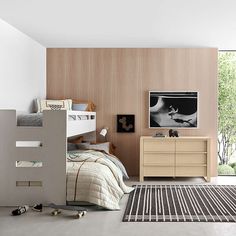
<box><xmin>149</xmin><ymin>92</ymin><xmax>198</xmax><ymax>128</ymax></box>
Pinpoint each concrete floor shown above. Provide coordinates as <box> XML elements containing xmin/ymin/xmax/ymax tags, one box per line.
<box><xmin>1</xmin><ymin>177</ymin><xmax>236</xmax><ymax>236</ymax></box>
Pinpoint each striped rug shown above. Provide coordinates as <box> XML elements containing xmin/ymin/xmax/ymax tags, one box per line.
<box><xmin>123</xmin><ymin>185</ymin><xmax>236</xmax><ymax>222</ymax></box>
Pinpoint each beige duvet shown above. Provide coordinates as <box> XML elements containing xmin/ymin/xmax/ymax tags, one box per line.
<box><xmin>66</xmin><ymin>150</ymin><xmax>134</xmax><ymax>210</ymax></box>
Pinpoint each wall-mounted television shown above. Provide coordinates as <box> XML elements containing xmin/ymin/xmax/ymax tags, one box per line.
<box><xmin>149</xmin><ymin>91</ymin><xmax>198</xmax><ymax>128</ymax></box>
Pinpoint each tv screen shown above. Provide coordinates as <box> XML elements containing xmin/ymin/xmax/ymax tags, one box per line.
<box><xmin>149</xmin><ymin>91</ymin><xmax>198</xmax><ymax>128</ymax></box>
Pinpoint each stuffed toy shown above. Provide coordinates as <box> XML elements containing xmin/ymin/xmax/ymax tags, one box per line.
<box><xmin>169</xmin><ymin>129</ymin><xmax>179</xmax><ymax>137</ymax></box>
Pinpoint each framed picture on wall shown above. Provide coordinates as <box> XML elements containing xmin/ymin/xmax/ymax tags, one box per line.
<box><xmin>117</xmin><ymin>114</ymin><xmax>135</xmax><ymax>133</ymax></box>
<box><xmin>149</xmin><ymin>91</ymin><xmax>198</xmax><ymax>128</ymax></box>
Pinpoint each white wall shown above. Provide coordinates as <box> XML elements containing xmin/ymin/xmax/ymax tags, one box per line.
<box><xmin>0</xmin><ymin>19</ymin><xmax>46</xmax><ymax>112</ymax></box>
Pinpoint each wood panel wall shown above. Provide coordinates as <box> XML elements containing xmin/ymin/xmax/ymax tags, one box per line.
<box><xmin>47</xmin><ymin>48</ymin><xmax>218</xmax><ymax>177</ymax></box>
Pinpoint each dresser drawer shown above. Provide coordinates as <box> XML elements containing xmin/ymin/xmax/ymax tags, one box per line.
<box><xmin>144</xmin><ymin>166</ymin><xmax>175</xmax><ymax>176</ymax></box>
<box><xmin>144</xmin><ymin>153</ymin><xmax>175</xmax><ymax>165</ymax></box>
<box><xmin>143</xmin><ymin>140</ymin><xmax>175</xmax><ymax>152</ymax></box>
<box><xmin>176</xmin><ymin>140</ymin><xmax>207</xmax><ymax>152</ymax></box>
<box><xmin>176</xmin><ymin>166</ymin><xmax>206</xmax><ymax>176</ymax></box>
<box><xmin>176</xmin><ymin>153</ymin><xmax>207</xmax><ymax>165</ymax></box>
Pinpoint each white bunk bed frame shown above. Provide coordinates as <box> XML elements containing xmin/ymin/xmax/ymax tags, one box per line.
<box><xmin>0</xmin><ymin>110</ymin><xmax>96</xmax><ymax>206</ymax></box>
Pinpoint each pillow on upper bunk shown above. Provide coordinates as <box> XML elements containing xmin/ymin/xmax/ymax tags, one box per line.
<box><xmin>72</xmin><ymin>104</ymin><xmax>88</xmax><ymax>111</ymax></box>
<box><xmin>36</xmin><ymin>99</ymin><xmax>72</xmax><ymax>112</ymax></box>
<box><xmin>72</xmin><ymin>100</ymin><xmax>96</xmax><ymax>111</ymax></box>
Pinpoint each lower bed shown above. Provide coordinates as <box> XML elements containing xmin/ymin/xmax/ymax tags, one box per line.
<box><xmin>67</xmin><ymin>150</ymin><xmax>133</xmax><ymax>210</ymax></box>
<box><xmin>17</xmin><ymin>149</ymin><xmax>133</xmax><ymax>210</ymax></box>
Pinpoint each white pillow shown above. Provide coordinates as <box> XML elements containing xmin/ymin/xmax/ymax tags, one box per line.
<box><xmin>36</xmin><ymin>99</ymin><xmax>72</xmax><ymax>113</ymax></box>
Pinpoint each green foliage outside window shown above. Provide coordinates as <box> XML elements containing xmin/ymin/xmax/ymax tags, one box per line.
<box><xmin>218</xmin><ymin>52</ymin><xmax>236</xmax><ymax>169</ymax></box>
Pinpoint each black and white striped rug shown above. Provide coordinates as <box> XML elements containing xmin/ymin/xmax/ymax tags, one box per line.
<box><xmin>123</xmin><ymin>185</ymin><xmax>236</xmax><ymax>222</ymax></box>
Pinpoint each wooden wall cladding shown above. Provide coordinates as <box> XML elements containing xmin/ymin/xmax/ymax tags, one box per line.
<box><xmin>47</xmin><ymin>48</ymin><xmax>218</xmax><ymax>177</ymax></box>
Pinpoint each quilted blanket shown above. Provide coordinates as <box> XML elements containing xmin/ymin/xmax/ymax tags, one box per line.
<box><xmin>66</xmin><ymin>150</ymin><xmax>134</xmax><ymax>210</ymax></box>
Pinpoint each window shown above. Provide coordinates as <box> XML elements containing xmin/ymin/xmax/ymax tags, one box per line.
<box><xmin>218</xmin><ymin>51</ymin><xmax>236</xmax><ymax>176</ymax></box>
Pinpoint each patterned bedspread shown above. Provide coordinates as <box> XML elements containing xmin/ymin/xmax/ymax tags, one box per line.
<box><xmin>66</xmin><ymin>150</ymin><xmax>134</xmax><ymax>210</ymax></box>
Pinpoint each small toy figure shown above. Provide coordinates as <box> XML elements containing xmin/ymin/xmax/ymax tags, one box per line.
<box><xmin>169</xmin><ymin>129</ymin><xmax>179</xmax><ymax>137</ymax></box>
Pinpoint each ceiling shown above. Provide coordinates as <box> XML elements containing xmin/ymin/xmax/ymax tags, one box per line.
<box><xmin>0</xmin><ymin>0</ymin><xmax>236</xmax><ymax>49</ymax></box>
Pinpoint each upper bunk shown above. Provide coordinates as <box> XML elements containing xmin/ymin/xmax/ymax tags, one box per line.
<box><xmin>0</xmin><ymin>109</ymin><xmax>96</xmax><ymax>139</ymax></box>
<box><xmin>0</xmin><ymin>98</ymin><xmax>96</xmax><ymax>138</ymax></box>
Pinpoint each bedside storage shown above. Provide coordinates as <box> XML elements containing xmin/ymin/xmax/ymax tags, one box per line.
<box><xmin>140</xmin><ymin>136</ymin><xmax>211</xmax><ymax>182</ymax></box>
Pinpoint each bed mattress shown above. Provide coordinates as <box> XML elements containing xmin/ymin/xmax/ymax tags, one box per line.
<box><xmin>17</xmin><ymin>113</ymin><xmax>43</xmax><ymax>126</ymax></box>
<box><xmin>17</xmin><ymin>113</ymin><xmax>89</xmax><ymax>126</ymax></box>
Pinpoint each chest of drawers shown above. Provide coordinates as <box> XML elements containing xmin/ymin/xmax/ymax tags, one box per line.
<box><xmin>140</xmin><ymin>136</ymin><xmax>211</xmax><ymax>182</ymax></box>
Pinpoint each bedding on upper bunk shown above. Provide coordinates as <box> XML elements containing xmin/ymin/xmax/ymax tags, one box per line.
<box><xmin>16</xmin><ymin>98</ymin><xmax>95</xmax><ymax>126</ymax></box>
<box><xmin>17</xmin><ymin>113</ymin><xmax>43</xmax><ymax>126</ymax></box>
<box><xmin>17</xmin><ymin>113</ymin><xmax>90</xmax><ymax>126</ymax></box>
<box><xmin>66</xmin><ymin>150</ymin><xmax>134</xmax><ymax>210</ymax></box>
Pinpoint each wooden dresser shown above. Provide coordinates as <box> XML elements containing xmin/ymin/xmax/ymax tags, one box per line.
<box><xmin>140</xmin><ymin>136</ymin><xmax>211</xmax><ymax>182</ymax></box>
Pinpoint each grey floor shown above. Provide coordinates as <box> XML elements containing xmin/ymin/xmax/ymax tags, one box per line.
<box><xmin>1</xmin><ymin>177</ymin><xmax>236</xmax><ymax>236</ymax></box>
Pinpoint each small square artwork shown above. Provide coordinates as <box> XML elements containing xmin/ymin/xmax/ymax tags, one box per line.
<box><xmin>117</xmin><ymin>115</ymin><xmax>135</xmax><ymax>133</ymax></box>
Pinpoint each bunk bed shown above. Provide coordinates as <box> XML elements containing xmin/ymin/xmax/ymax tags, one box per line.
<box><xmin>0</xmin><ymin>109</ymin><xmax>133</xmax><ymax>209</ymax></box>
<box><xmin>0</xmin><ymin>109</ymin><xmax>96</xmax><ymax>206</ymax></box>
